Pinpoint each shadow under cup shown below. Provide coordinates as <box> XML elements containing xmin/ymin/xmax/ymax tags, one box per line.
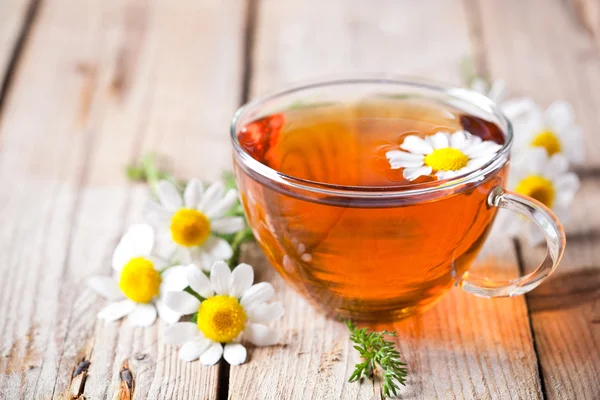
<box><xmin>230</xmin><ymin>79</ymin><xmax>558</xmax><ymax>323</ymax></box>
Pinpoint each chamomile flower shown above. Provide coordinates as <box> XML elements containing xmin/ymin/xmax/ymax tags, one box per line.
<box><xmin>87</xmin><ymin>224</ymin><xmax>183</xmax><ymax>327</ymax></box>
<box><xmin>510</xmin><ymin>100</ymin><xmax>584</xmax><ymax>163</ymax></box>
<box><xmin>503</xmin><ymin>147</ymin><xmax>580</xmax><ymax>245</ymax></box>
<box><xmin>471</xmin><ymin>78</ymin><xmax>506</xmax><ymax>104</ymax></box>
<box><xmin>386</xmin><ymin>130</ymin><xmax>502</xmax><ymax>181</ymax></box>
<box><xmin>164</xmin><ymin>261</ymin><xmax>284</xmax><ymax>365</ymax></box>
<box><xmin>149</xmin><ymin>179</ymin><xmax>245</xmax><ymax>271</ymax></box>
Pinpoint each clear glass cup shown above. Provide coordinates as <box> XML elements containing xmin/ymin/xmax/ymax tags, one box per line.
<box><xmin>230</xmin><ymin>78</ymin><xmax>565</xmax><ymax>322</ymax></box>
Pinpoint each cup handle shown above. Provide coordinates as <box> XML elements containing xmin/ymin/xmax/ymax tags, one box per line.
<box><xmin>459</xmin><ymin>187</ymin><xmax>566</xmax><ymax>298</ymax></box>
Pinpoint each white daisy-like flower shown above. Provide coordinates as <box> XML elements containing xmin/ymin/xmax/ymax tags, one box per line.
<box><xmin>471</xmin><ymin>78</ymin><xmax>506</xmax><ymax>104</ymax></box>
<box><xmin>503</xmin><ymin>147</ymin><xmax>580</xmax><ymax>245</ymax></box>
<box><xmin>149</xmin><ymin>179</ymin><xmax>245</xmax><ymax>271</ymax></box>
<box><xmin>510</xmin><ymin>100</ymin><xmax>584</xmax><ymax>164</ymax></box>
<box><xmin>163</xmin><ymin>261</ymin><xmax>284</xmax><ymax>365</ymax></box>
<box><xmin>385</xmin><ymin>130</ymin><xmax>502</xmax><ymax>181</ymax></box>
<box><xmin>87</xmin><ymin>224</ymin><xmax>184</xmax><ymax>327</ymax></box>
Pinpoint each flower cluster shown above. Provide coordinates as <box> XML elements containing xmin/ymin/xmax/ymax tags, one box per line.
<box><xmin>386</xmin><ymin>74</ymin><xmax>582</xmax><ymax>245</ymax></box>
<box><xmin>471</xmin><ymin>78</ymin><xmax>582</xmax><ymax>244</ymax></box>
<box><xmin>88</xmin><ymin>177</ymin><xmax>283</xmax><ymax>365</ymax></box>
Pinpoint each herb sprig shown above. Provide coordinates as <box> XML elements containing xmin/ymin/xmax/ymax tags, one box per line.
<box><xmin>345</xmin><ymin>320</ymin><xmax>407</xmax><ymax>398</ymax></box>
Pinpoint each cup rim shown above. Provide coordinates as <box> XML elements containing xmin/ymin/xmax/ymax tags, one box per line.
<box><xmin>230</xmin><ymin>76</ymin><xmax>513</xmax><ymax>199</ymax></box>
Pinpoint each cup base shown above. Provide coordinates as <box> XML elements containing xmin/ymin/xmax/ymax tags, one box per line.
<box><xmin>304</xmin><ymin>287</ymin><xmax>450</xmax><ymax>326</ymax></box>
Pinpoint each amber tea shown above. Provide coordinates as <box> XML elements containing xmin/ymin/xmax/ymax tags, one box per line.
<box><xmin>231</xmin><ymin>80</ymin><xmax>565</xmax><ymax>322</ymax></box>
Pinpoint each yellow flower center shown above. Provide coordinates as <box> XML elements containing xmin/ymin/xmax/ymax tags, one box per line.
<box><xmin>531</xmin><ymin>130</ymin><xmax>561</xmax><ymax>156</ymax></box>
<box><xmin>197</xmin><ymin>295</ymin><xmax>247</xmax><ymax>343</ymax></box>
<box><xmin>119</xmin><ymin>257</ymin><xmax>161</xmax><ymax>303</ymax></box>
<box><xmin>424</xmin><ymin>148</ymin><xmax>470</xmax><ymax>171</ymax></box>
<box><xmin>515</xmin><ymin>175</ymin><xmax>555</xmax><ymax>208</ymax></box>
<box><xmin>170</xmin><ymin>208</ymin><xmax>211</xmax><ymax>247</ymax></box>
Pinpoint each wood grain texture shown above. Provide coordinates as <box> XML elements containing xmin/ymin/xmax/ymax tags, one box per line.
<box><xmin>475</xmin><ymin>0</ymin><xmax>600</xmax><ymax>398</ymax></box>
<box><xmin>228</xmin><ymin>0</ymin><xmax>541</xmax><ymax>399</ymax></box>
<box><xmin>0</xmin><ymin>0</ymin><xmax>246</xmax><ymax>398</ymax></box>
<box><xmin>0</xmin><ymin>0</ymin><xmax>32</xmax><ymax>98</ymax></box>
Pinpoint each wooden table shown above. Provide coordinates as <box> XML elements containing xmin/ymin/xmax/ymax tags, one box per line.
<box><xmin>0</xmin><ymin>0</ymin><xmax>598</xmax><ymax>399</ymax></box>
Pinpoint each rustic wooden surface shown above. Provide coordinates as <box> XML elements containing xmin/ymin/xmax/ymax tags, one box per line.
<box><xmin>0</xmin><ymin>0</ymin><xmax>598</xmax><ymax>399</ymax></box>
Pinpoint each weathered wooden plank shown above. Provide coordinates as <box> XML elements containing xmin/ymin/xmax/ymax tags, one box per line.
<box><xmin>475</xmin><ymin>0</ymin><xmax>600</xmax><ymax>398</ymax></box>
<box><xmin>0</xmin><ymin>0</ymin><xmax>32</xmax><ymax>98</ymax></box>
<box><xmin>0</xmin><ymin>0</ymin><xmax>246</xmax><ymax>398</ymax></box>
<box><xmin>229</xmin><ymin>0</ymin><xmax>542</xmax><ymax>399</ymax></box>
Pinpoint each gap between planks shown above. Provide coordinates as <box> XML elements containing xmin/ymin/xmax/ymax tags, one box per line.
<box><xmin>0</xmin><ymin>0</ymin><xmax>41</xmax><ymax>114</ymax></box>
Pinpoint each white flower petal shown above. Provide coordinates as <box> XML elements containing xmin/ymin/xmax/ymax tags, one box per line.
<box><xmin>450</xmin><ymin>130</ymin><xmax>469</xmax><ymax>149</ymax></box>
<box><xmin>501</xmin><ymin>97</ymin><xmax>537</xmax><ymax>120</ymax></box>
<box><xmin>180</xmin><ymin>337</ymin><xmax>212</xmax><ymax>362</ymax></box>
<box><xmin>389</xmin><ymin>160</ymin><xmax>425</xmax><ymax>169</ymax></box>
<box><xmin>199</xmin><ymin>182</ymin><xmax>225</xmax><ymax>213</ymax></box>
<box><xmin>427</xmin><ymin>132</ymin><xmax>450</xmax><ymax>149</ymax></box>
<box><xmin>155</xmin><ymin>299</ymin><xmax>182</xmax><ymax>324</ymax></box>
<box><xmin>435</xmin><ymin>170</ymin><xmax>459</xmax><ymax>180</ymax></box>
<box><xmin>244</xmin><ymin>323</ymin><xmax>280</xmax><ymax>346</ymax></box>
<box><xmin>112</xmin><ymin>224</ymin><xmax>155</xmax><ymax>271</ymax></box>
<box><xmin>174</xmin><ymin>247</ymin><xmax>193</xmax><ymax>265</ymax></box>
<box><xmin>488</xmin><ymin>80</ymin><xmax>506</xmax><ymax>103</ymax></box>
<box><xmin>149</xmin><ymin>256</ymin><xmax>169</xmax><ymax>271</ymax></box>
<box><xmin>98</xmin><ymin>299</ymin><xmax>136</xmax><ymax>322</ymax></box>
<box><xmin>196</xmin><ymin>237</ymin><xmax>234</xmax><ymax>270</ymax></box>
<box><xmin>211</xmin><ymin>217</ymin><xmax>245</xmax><ymax>235</ymax></box>
<box><xmin>240</xmin><ymin>282</ymin><xmax>275</xmax><ymax>309</ymax></box>
<box><xmin>386</xmin><ymin>150</ymin><xmax>425</xmax><ymax>168</ymax></box>
<box><xmin>463</xmin><ymin>141</ymin><xmax>501</xmax><ymax>158</ymax></box>
<box><xmin>127</xmin><ymin>303</ymin><xmax>157</xmax><ymax>327</ymax></box>
<box><xmin>210</xmin><ymin>261</ymin><xmax>231</xmax><ymax>296</ymax></box>
<box><xmin>161</xmin><ymin>265</ymin><xmax>190</xmax><ymax>292</ymax></box>
<box><xmin>399</xmin><ymin>135</ymin><xmax>433</xmax><ymax>154</ymax></box>
<box><xmin>223</xmin><ymin>343</ymin><xmax>247</xmax><ymax>365</ymax></box>
<box><xmin>186</xmin><ymin>264</ymin><xmax>214</xmax><ymax>298</ymax></box>
<box><xmin>164</xmin><ymin>291</ymin><xmax>201</xmax><ymax>315</ymax></box>
<box><xmin>402</xmin><ymin>166</ymin><xmax>432</xmax><ymax>181</ymax></box>
<box><xmin>205</xmin><ymin>189</ymin><xmax>239</xmax><ymax>219</ymax></box>
<box><xmin>470</xmin><ymin>77</ymin><xmax>488</xmax><ymax>95</ymax></box>
<box><xmin>200</xmin><ymin>342</ymin><xmax>224</xmax><ymax>365</ymax></box>
<box><xmin>145</xmin><ymin>199</ymin><xmax>171</xmax><ymax>225</ymax></box>
<box><xmin>184</xmin><ymin>179</ymin><xmax>204</xmax><ymax>209</ymax></box>
<box><xmin>554</xmin><ymin>173</ymin><xmax>580</xmax><ymax>195</ymax></box>
<box><xmin>247</xmin><ymin>301</ymin><xmax>285</xmax><ymax>324</ymax></box>
<box><xmin>229</xmin><ymin>263</ymin><xmax>254</xmax><ymax>299</ymax></box>
<box><xmin>560</xmin><ymin>125</ymin><xmax>584</xmax><ymax>163</ymax></box>
<box><xmin>466</xmin><ymin>156</ymin><xmax>491</xmax><ymax>171</ymax></box>
<box><xmin>165</xmin><ymin>322</ymin><xmax>198</xmax><ymax>345</ymax></box>
<box><xmin>157</xmin><ymin>180</ymin><xmax>183</xmax><ymax>211</ymax></box>
<box><xmin>87</xmin><ymin>276</ymin><xmax>124</xmax><ymax>300</ymax></box>
<box><xmin>546</xmin><ymin>154</ymin><xmax>569</xmax><ymax>180</ymax></box>
<box><xmin>385</xmin><ymin>150</ymin><xmax>423</xmax><ymax>161</ymax></box>
<box><xmin>515</xmin><ymin>147</ymin><xmax>548</xmax><ymax>176</ymax></box>
<box><xmin>545</xmin><ymin>100</ymin><xmax>574</xmax><ymax>133</ymax></box>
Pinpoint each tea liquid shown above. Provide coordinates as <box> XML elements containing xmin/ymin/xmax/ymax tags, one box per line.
<box><xmin>236</xmin><ymin>97</ymin><xmax>507</xmax><ymax>321</ymax></box>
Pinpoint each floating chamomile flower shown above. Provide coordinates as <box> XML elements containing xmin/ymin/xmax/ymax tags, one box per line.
<box><xmin>470</xmin><ymin>78</ymin><xmax>506</xmax><ymax>104</ymax></box>
<box><xmin>386</xmin><ymin>130</ymin><xmax>502</xmax><ymax>181</ymax></box>
<box><xmin>510</xmin><ymin>100</ymin><xmax>584</xmax><ymax>163</ymax></box>
<box><xmin>87</xmin><ymin>224</ymin><xmax>183</xmax><ymax>326</ymax></box>
<box><xmin>503</xmin><ymin>147</ymin><xmax>580</xmax><ymax>245</ymax></box>
<box><xmin>164</xmin><ymin>261</ymin><xmax>284</xmax><ymax>365</ymax></box>
<box><xmin>149</xmin><ymin>180</ymin><xmax>245</xmax><ymax>271</ymax></box>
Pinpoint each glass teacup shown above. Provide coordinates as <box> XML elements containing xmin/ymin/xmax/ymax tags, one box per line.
<box><xmin>231</xmin><ymin>78</ymin><xmax>565</xmax><ymax>322</ymax></box>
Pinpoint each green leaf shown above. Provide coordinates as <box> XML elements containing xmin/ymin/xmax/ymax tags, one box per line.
<box><xmin>344</xmin><ymin>319</ymin><xmax>408</xmax><ymax>398</ymax></box>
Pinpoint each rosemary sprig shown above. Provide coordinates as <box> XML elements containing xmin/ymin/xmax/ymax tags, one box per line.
<box><xmin>345</xmin><ymin>320</ymin><xmax>408</xmax><ymax>398</ymax></box>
